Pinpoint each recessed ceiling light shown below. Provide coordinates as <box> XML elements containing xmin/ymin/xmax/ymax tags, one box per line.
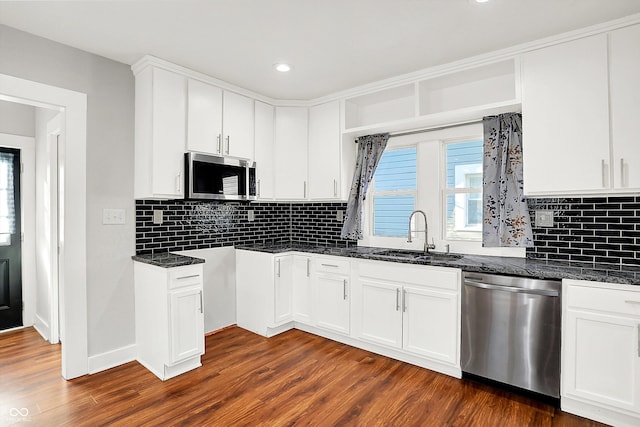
<box><xmin>274</xmin><ymin>63</ymin><xmax>292</xmax><ymax>72</ymax></box>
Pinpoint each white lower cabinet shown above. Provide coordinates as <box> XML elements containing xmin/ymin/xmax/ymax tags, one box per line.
<box><xmin>312</xmin><ymin>257</ymin><xmax>351</xmax><ymax>335</ymax></box>
<box><xmin>235</xmin><ymin>250</ymin><xmax>462</xmax><ymax>378</ymax></box>
<box><xmin>134</xmin><ymin>261</ymin><xmax>205</xmax><ymax>380</ymax></box>
<box><xmin>562</xmin><ymin>279</ymin><xmax>640</xmax><ymax>427</ymax></box>
<box><xmin>353</xmin><ymin>260</ymin><xmax>460</xmax><ymax>367</ymax></box>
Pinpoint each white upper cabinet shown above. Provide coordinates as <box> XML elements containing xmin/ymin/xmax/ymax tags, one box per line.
<box><xmin>223</xmin><ymin>91</ymin><xmax>254</xmax><ymax>159</ymax></box>
<box><xmin>186</xmin><ymin>78</ymin><xmax>223</xmax><ymax>155</ymax></box>
<box><xmin>185</xmin><ymin>79</ymin><xmax>254</xmax><ymax>159</ymax></box>
<box><xmin>134</xmin><ymin>66</ymin><xmax>186</xmax><ymax>199</ymax></box>
<box><xmin>274</xmin><ymin>106</ymin><xmax>309</xmax><ymax>200</ymax></box>
<box><xmin>522</xmin><ymin>26</ymin><xmax>640</xmax><ymax>196</ymax></box>
<box><xmin>308</xmin><ymin>101</ymin><xmax>342</xmax><ymax>200</ymax></box>
<box><xmin>609</xmin><ymin>24</ymin><xmax>640</xmax><ymax>190</ymax></box>
<box><xmin>254</xmin><ymin>101</ymin><xmax>275</xmax><ymax>199</ymax></box>
<box><xmin>522</xmin><ymin>34</ymin><xmax>611</xmax><ymax>195</ymax></box>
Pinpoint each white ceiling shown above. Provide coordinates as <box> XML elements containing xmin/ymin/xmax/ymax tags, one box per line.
<box><xmin>1</xmin><ymin>0</ymin><xmax>640</xmax><ymax>100</ymax></box>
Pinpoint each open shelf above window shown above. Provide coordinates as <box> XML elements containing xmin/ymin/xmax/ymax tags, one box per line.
<box><xmin>419</xmin><ymin>60</ymin><xmax>517</xmax><ymax>116</ymax></box>
<box><xmin>344</xmin><ymin>84</ymin><xmax>416</xmax><ymax>130</ymax></box>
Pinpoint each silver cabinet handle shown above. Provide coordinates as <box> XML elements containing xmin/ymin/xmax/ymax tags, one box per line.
<box><xmin>621</xmin><ymin>158</ymin><xmax>625</xmax><ymax>188</ymax></box>
<box><xmin>303</xmin><ymin>181</ymin><xmax>307</xmax><ymax>198</ymax></box>
<box><xmin>343</xmin><ymin>279</ymin><xmax>347</xmax><ymax>300</ymax></box>
<box><xmin>464</xmin><ymin>279</ymin><xmax>559</xmax><ymax>297</ymax></box>
<box><xmin>176</xmin><ymin>274</ymin><xmax>200</xmax><ymax>280</ymax></box>
<box><xmin>625</xmin><ymin>300</ymin><xmax>640</xmax><ymax>305</ymax></box>
<box><xmin>257</xmin><ymin>179</ymin><xmax>261</xmax><ymax>197</ymax></box>
<box><xmin>321</xmin><ymin>263</ymin><xmax>339</xmax><ymax>268</ymax></box>
<box><xmin>306</xmin><ymin>258</ymin><xmax>310</xmax><ymax>277</ymax></box>
<box><xmin>402</xmin><ymin>289</ymin><xmax>407</xmax><ymax>312</ymax></box>
<box><xmin>333</xmin><ymin>179</ymin><xmax>337</xmax><ymax>197</ymax></box>
<box><xmin>175</xmin><ymin>173</ymin><xmax>181</xmax><ymax>193</ymax></box>
<box><xmin>225</xmin><ymin>135</ymin><xmax>230</xmax><ymax>155</ymax></box>
<box><xmin>396</xmin><ymin>288</ymin><xmax>400</xmax><ymax>311</ymax></box>
<box><xmin>199</xmin><ymin>290</ymin><xmax>203</xmax><ymax>314</ymax></box>
<box><xmin>217</xmin><ymin>134</ymin><xmax>222</xmax><ymax>154</ymax></box>
<box><xmin>601</xmin><ymin>159</ymin><xmax>607</xmax><ymax>188</ymax></box>
<box><xmin>277</xmin><ymin>259</ymin><xmax>281</xmax><ymax>277</ymax></box>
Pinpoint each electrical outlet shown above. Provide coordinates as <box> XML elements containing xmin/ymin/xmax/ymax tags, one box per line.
<box><xmin>153</xmin><ymin>209</ymin><xmax>163</xmax><ymax>225</ymax></box>
<box><xmin>336</xmin><ymin>210</ymin><xmax>344</xmax><ymax>222</ymax></box>
<box><xmin>247</xmin><ymin>210</ymin><xmax>255</xmax><ymax>222</ymax></box>
<box><xmin>535</xmin><ymin>210</ymin><xmax>554</xmax><ymax>227</ymax></box>
<box><xmin>103</xmin><ymin>208</ymin><xmax>125</xmax><ymax>225</ymax></box>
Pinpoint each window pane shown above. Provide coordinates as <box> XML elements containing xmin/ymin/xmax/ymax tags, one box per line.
<box><xmin>373</xmin><ymin>147</ymin><xmax>416</xmax><ymax>191</ymax></box>
<box><xmin>446</xmin><ymin>140</ymin><xmax>483</xmax><ymax>189</ymax></box>
<box><xmin>446</xmin><ymin>193</ymin><xmax>482</xmax><ymax>240</ymax></box>
<box><xmin>373</xmin><ymin>195</ymin><xmax>414</xmax><ymax>237</ymax></box>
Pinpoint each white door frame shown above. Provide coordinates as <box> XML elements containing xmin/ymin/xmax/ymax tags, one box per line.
<box><xmin>0</xmin><ymin>73</ymin><xmax>88</xmax><ymax>380</ymax></box>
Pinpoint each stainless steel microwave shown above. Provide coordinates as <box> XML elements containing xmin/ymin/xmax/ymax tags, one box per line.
<box><xmin>184</xmin><ymin>152</ymin><xmax>257</xmax><ymax>201</ymax></box>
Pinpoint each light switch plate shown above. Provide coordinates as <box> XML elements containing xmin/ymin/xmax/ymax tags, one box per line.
<box><xmin>103</xmin><ymin>208</ymin><xmax>125</xmax><ymax>225</ymax></box>
<box><xmin>153</xmin><ymin>209</ymin><xmax>163</xmax><ymax>225</ymax></box>
<box><xmin>535</xmin><ymin>210</ymin><xmax>554</xmax><ymax>227</ymax></box>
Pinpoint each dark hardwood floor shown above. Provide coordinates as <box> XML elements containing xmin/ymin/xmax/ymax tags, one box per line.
<box><xmin>0</xmin><ymin>326</ymin><xmax>606</xmax><ymax>426</ymax></box>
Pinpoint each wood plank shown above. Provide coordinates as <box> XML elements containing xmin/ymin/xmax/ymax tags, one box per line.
<box><xmin>0</xmin><ymin>327</ymin><xmax>606</xmax><ymax>426</ymax></box>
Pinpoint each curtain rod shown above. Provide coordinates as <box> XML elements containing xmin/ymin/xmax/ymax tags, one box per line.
<box><xmin>389</xmin><ymin>119</ymin><xmax>483</xmax><ymax>139</ymax></box>
<box><xmin>354</xmin><ymin>118</ymin><xmax>483</xmax><ymax>142</ymax></box>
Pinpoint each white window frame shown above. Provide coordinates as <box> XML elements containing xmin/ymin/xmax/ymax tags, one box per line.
<box><xmin>359</xmin><ymin>123</ymin><xmax>525</xmax><ymax>258</ymax></box>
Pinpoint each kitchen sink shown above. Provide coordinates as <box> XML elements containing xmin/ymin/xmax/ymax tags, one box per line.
<box><xmin>424</xmin><ymin>252</ymin><xmax>463</xmax><ymax>261</ymax></box>
<box><xmin>369</xmin><ymin>249</ymin><xmax>463</xmax><ymax>262</ymax></box>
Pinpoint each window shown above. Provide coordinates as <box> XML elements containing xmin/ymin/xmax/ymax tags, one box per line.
<box><xmin>370</xmin><ymin>147</ymin><xmax>416</xmax><ymax>237</ymax></box>
<box><xmin>444</xmin><ymin>140</ymin><xmax>483</xmax><ymax>241</ymax></box>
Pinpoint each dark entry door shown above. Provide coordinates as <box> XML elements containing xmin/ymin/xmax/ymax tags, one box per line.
<box><xmin>0</xmin><ymin>147</ymin><xmax>22</xmax><ymax>330</ymax></box>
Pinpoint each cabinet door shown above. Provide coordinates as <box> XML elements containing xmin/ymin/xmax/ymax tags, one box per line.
<box><xmin>563</xmin><ymin>309</ymin><xmax>640</xmax><ymax>413</ymax></box>
<box><xmin>254</xmin><ymin>101</ymin><xmax>275</xmax><ymax>199</ymax></box>
<box><xmin>169</xmin><ymin>286</ymin><xmax>204</xmax><ymax>365</ymax></box>
<box><xmin>274</xmin><ymin>256</ymin><xmax>293</xmax><ymax>324</ymax></box>
<box><xmin>402</xmin><ymin>285</ymin><xmax>458</xmax><ymax>364</ymax></box>
<box><xmin>186</xmin><ymin>79</ymin><xmax>223</xmax><ymax>155</ymax></box>
<box><xmin>522</xmin><ymin>34</ymin><xmax>610</xmax><ymax>195</ymax></box>
<box><xmin>274</xmin><ymin>107</ymin><xmax>308</xmax><ymax>199</ymax></box>
<box><xmin>313</xmin><ymin>273</ymin><xmax>350</xmax><ymax>335</ymax></box>
<box><xmin>152</xmin><ymin>68</ymin><xmax>186</xmax><ymax>197</ymax></box>
<box><xmin>223</xmin><ymin>91</ymin><xmax>254</xmax><ymax>159</ymax></box>
<box><xmin>353</xmin><ymin>278</ymin><xmax>402</xmax><ymax>348</ymax></box>
<box><xmin>292</xmin><ymin>255</ymin><xmax>312</xmax><ymax>324</ymax></box>
<box><xmin>308</xmin><ymin>101</ymin><xmax>341</xmax><ymax>200</ymax></box>
<box><xmin>610</xmin><ymin>24</ymin><xmax>640</xmax><ymax>190</ymax></box>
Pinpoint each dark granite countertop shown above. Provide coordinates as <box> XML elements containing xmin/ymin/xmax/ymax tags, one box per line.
<box><xmin>236</xmin><ymin>244</ymin><xmax>640</xmax><ymax>286</ymax></box>
<box><xmin>132</xmin><ymin>252</ymin><xmax>205</xmax><ymax>268</ymax></box>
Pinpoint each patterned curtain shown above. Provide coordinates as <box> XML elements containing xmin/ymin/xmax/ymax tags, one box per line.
<box><xmin>482</xmin><ymin>113</ymin><xmax>533</xmax><ymax>247</ymax></box>
<box><xmin>341</xmin><ymin>133</ymin><xmax>390</xmax><ymax>240</ymax></box>
<box><xmin>0</xmin><ymin>152</ymin><xmax>16</xmax><ymax>235</ymax></box>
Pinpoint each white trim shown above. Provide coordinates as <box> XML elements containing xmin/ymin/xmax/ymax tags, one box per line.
<box><xmin>88</xmin><ymin>344</ymin><xmax>137</xmax><ymax>375</ymax></box>
<box><xmin>33</xmin><ymin>313</ymin><xmax>50</xmax><ymax>341</ymax></box>
<box><xmin>0</xmin><ymin>73</ymin><xmax>88</xmax><ymax>380</ymax></box>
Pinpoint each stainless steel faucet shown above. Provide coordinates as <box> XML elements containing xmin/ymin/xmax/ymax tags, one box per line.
<box><xmin>407</xmin><ymin>210</ymin><xmax>436</xmax><ymax>254</ymax></box>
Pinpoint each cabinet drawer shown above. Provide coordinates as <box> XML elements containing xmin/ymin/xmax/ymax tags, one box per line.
<box><xmin>169</xmin><ymin>265</ymin><xmax>203</xmax><ymax>289</ymax></box>
<box><xmin>567</xmin><ymin>284</ymin><xmax>640</xmax><ymax>317</ymax></box>
<box><xmin>358</xmin><ymin>261</ymin><xmax>460</xmax><ymax>291</ymax></box>
<box><xmin>314</xmin><ymin>257</ymin><xmax>350</xmax><ymax>275</ymax></box>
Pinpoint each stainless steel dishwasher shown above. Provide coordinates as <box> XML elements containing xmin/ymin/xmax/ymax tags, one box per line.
<box><xmin>461</xmin><ymin>272</ymin><xmax>561</xmax><ymax>398</ymax></box>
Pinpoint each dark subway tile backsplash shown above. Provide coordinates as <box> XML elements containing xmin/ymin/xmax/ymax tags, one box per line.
<box><xmin>527</xmin><ymin>196</ymin><xmax>640</xmax><ymax>267</ymax></box>
<box><xmin>135</xmin><ymin>200</ymin><xmax>352</xmax><ymax>254</ymax></box>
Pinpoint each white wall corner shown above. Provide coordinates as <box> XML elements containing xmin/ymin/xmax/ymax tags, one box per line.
<box><xmin>88</xmin><ymin>344</ymin><xmax>137</xmax><ymax>375</ymax></box>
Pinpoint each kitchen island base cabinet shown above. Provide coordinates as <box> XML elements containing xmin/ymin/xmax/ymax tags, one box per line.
<box><xmin>134</xmin><ymin>262</ymin><xmax>204</xmax><ymax>381</ymax></box>
<box><xmin>562</xmin><ymin>279</ymin><xmax>640</xmax><ymax>427</ymax></box>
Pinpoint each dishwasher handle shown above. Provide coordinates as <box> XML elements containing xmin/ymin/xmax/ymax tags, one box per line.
<box><xmin>464</xmin><ymin>279</ymin><xmax>559</xmax><ymax>297</ymax></box>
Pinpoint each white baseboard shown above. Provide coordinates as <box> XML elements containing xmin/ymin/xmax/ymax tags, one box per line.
<box><xmin>33</xmin><ymin>314</ymin><xmax>50</xmax><ymax>341</ymax></box>
<box><xmin>88</xmin><ymin>344</ymin><xmax>137</xmax><ymax>374</ymax></box>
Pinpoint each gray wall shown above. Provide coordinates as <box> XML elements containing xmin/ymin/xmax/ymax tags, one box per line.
<box><xmin>0</xmin><ymin>99</ymin><xmax>35</xmax><ymax>136</ymax></box>
<box><xmin>0</xmin><ymin>24</ymin><xmax>136</xmax><ymax>357</ymax></box>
